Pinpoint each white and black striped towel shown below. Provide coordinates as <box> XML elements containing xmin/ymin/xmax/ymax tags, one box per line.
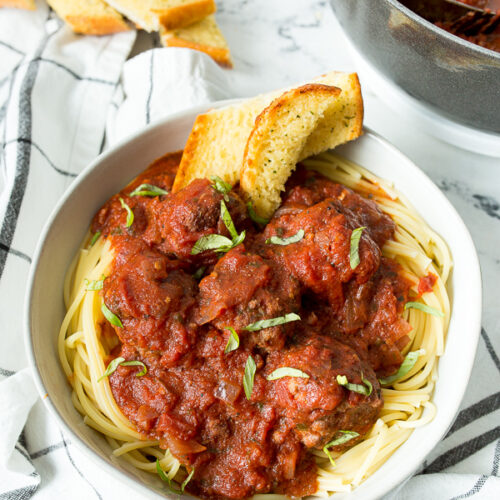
<box><xmin>0</xmin><ymin>3</ymin><xmax>499</xmax><ymax>500</ymax></box>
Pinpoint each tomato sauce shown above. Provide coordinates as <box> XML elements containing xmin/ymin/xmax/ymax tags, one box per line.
<box><xmin>418</xmin><ymin>272</ymin><xmax>438</xmax><ymax>296</ymax></box>
<box><xmin>434</xmin><ymin>0</ymin><xmax>500</xmax><ymax>53</ymax></box>
<box><xmin>92</xmin><ymin>156</ymin><xmax>412</xmax><ymax>499</ymax></box>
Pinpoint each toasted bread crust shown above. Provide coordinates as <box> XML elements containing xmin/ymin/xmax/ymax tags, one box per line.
<box><xmin>172</xmin><ymin>112</ymin><xmax>211</xmax><ymax>192</ymax></box>
<box><xmin>154</xmin><ymin>0</ymin><xmax>216</xmax><ymax>30</ymax></box>
<box><xmin>163</xmin><ymin>36</ymin><xmax>232</xmax><ymax>67</ymax></box>
<box><xmin>0</xmin><ymin>0</ymin><xmax>35</xmax><ymax>9</ymax></box>
<box><xmin>172</xmin><ymin>72</ymin><xmax>363</xmax><ymax>196</ymax></box>
<box><xmin>65</xmin><ymin>15</ymin><xmax>130</xmax><ymax>35</ymax></box>
<box><xmin>240</xmin><ymin>84</ymin><xmax>342</xmax><ymax>218</ymax></box>
<box><xmin>299</xmin><ymin>72</ymin><xmax>363</xmax><ymax>162</ymax></box>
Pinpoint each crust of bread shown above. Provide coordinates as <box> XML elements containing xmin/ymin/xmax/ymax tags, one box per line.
<box><xmin>154</xmin><ymin>0</ymin><xmax>216</xmax><ymax>30</ymax></box>
<box><xmin>240</xmin><ymin>84</ymin><xmax>342</xmax><ymax>218</ymax></box>
<box><xmin>48</xmin><ymin>0</ymin><xmax>130</xmax><ymax>35</ymax></box>
<box><xmin>0</xmin><ymin>0</ymin><xmax>35</xmax><ymax>9</ymax></box>
<box><xmin>64</xmin><ymin>15</ymin><xmax>130</xmax><ymax>35</ymax></box>
<box><xmin>160</xmin><ymin>14</ymin><xmax>232</xmax><ymax>68</ymax></box>
<box><xmin>162</xmin><ymin>36</ymin><xmax>232</xmax><ymax>67</ymax></box>
<box><xmin>172</xmin><ymin>71</ymin><xmax>363</xmax><ymax>194</ymax></box>
<box><xmin>105</xmin><ymin>0</ymin><xmax>215</xmax><ymax>32</ymax></box>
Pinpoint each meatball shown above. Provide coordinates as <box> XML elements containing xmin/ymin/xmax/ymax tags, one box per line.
<box><xmin>264</xmin><ymin>335</ymin><xmax>382</xmax><ymax>449</ymax></box>
<box><xmin>103</xmin><ymin>242</ymin><xmax>197</xmax><ymax>358</ymax></box>
<box><xmin>195</xmin><ymin>246</ymin><xmax>301</xmax><ymax>350</ymax></box>
<box><xmin>282</xmin><ymin>166</ymin><xmax>395</xmax><ymax>247</ymax></box>
<box><xmin>157</xmin><ymin>178</ymin><xmax>249</xmax><ymax>264</ymax></box>
<box><xmin>260</xmin><ymin>198</ymin><xmax>381</xmax><ymax>310</ymax></box>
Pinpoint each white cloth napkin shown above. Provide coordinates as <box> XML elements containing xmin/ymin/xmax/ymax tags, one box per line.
<box><xmin>0</xmin><ymin>3</ymin><xmax>499</xmax><ymax>500</ymax></box>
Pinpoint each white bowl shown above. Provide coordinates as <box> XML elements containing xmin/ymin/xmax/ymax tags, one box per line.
<box><xmin>25</xmin><ymin>102</ymin><xmax>482</xmax><ymax>500</ymax></box>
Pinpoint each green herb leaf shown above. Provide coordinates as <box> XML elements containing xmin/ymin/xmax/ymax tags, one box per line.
<box><xmin>130</xmin><ymin>183</ymin><xmax>168</xmax><ymax>197</ymax></box>
<box><xmin>211</xmin><ymin>175</ymin><xmax>232</xmax><ymax>200</ymax></box>
<box><xmin>85</xmin><ymin>275</ymin><xmax>105</xmax><ymax>291</ymax></box>
<box><xmin>101</xmin><ymin>303</ymin><xmax>123</xmax><ymax>328</ymax></box>
<box><xmin>224</xmin><ymin>326</ymin><xmax>240</xmax><ymax>354</ymax></box>
<box><xmin>181</xmin><ymin>468</ymin><xmax>195</xmax><ymax>492</ymax></box>
<box><xmin>245</xmin><ymin>312</ymin><xmax>300</xmax><ymax>331</ymax></box>
<box><xmin>120</xmin><ymin>360</ymin><xmax>147</xmax><ymax>377</ymax></box>
<box><xmin>231</xmin><ymin>230</ymin><xmax>246</xmax><ymax>248</ymax></box>
<box><xmin>324</xmin><ymin>447</ymin><xmax>336</xmax><ymax>467</ymax></box>
<box><xmin>336</xmin><ymin>374</ymin><xmax>372</xmax><ymax>396</ymax></box>
<box><xmin>193</xmin><ymin>266</ymin><xmax>206</xmax><ymax>280</ymax></box>
<box><xmin>247</xmin><ymin>201</ymin><xmax>269</xmax><ymax>226</ymax></box>
<box><xmin>322</xmin><ymin>430</ymin><xmax>360</xmax><ymax>466</ymax></box>
<box><xmin>243</xmin><ymin>355</ymin><xmax>256</xmax><ymax>400</ymax></box>
<box><xmin>119</xmin><ymin>197</ymin><xmax>134</xmax><ymax>228</ymax></box>
<box><xmin>191</xmin><ymin>234</ymin><xmax>234</xmax><ymax>255</ymax></box>
<box><xmin>404</xmin><ymin>301</ymin><xmax>444</xmax><ymax>318</ymax></box>
<box><xmin>267</xmin><ymin>367</ymin><xmax>309</xmax><ymax>381</ymax></box>
<box><xmin>98</xmin><ymin>357</ymin><xmax>125</xmax><ymax>382</ymax></box>
<box><xmin>89</xmin><ymin>231</ymin><xmax>101</xmax><ymax>247</ymax></box>
<box><xmin>97</xmin><ymin>358</ymin><xmax>147</xmax><ymax>382</ymax></box>
<box><xmin>265</xmin><ymin>229</ymin><xmax>304</xmax><ymax>246</ymax></box>
<box><xmin>221</xmin><ymin>200</ymin><xmax>238</xmax><ymax>239</ymax></box>
<box><xmin>156</xmin><ymin>459</ymin><xmax>182</xmax><ymax>495</ymax></box>
<box><xmin>379</xmin><ymin>349</ymin><xmax>425</xmax><ymax>385</ymax></box>
<box><xmin>349</xmin><ymin>226</ymin><xmax>366</xmax><ymax>270</ymax></box>
<box><xmin>324</xmin><ymin>430</ymin><xmax>360</xmax><ymax>449</ymax></box>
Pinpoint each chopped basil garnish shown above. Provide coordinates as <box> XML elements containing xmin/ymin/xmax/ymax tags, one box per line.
<box><xmin>245</xmin><ymin>312</ymin><xmax>300</xmax><ymax>331</ymax></box>
<box><xmin>130</xmin><ymin>183</ymin><xmax>168</xmax><ymax>197</ymax></box>
<box><xmin>101</xmin><ymin>303</ymin><xmax>123</xmax><ymax>328</ymax></box>
<box><xmin>404</xmin><ymin>301</ymin><xmax>444</xmax><ymax>318</ymax></box>
<box><xmin>119</xmin><ymin>197</ymin><xmax>134</xmax><ymax>228</ymax></box>
<box><xmin>97</xmin><ymin>357</ymin><xmax>147</xmax><ymax>382</ymax></box>
<box><xmin>191</xmin><ymin>202</ymin><xmax>246</xmax><ymax>255</ymax></box>
<box><xmin>221</xmin><ymin>200</ymin><xmax>238</xmax><ymax>239</ymax></box>
<box><xmin>181</xmin><ymin>468</ymin><xmax>195</xmax><ymax>492</ymax></box>
<box><xmin>156</xmin><ymin>459</ymin><xmax>185</xmax><ymax>494</ymax></box>
<box><xmin>191</xmin><ymin>234</ymin><xmax>234</xmax><ymax>255</ymax></box>
<box><xmin>243</xmin><ymin>355</ymin><xmax>256</xmax><ymax>400</ymax></box>
<box><xmin>322</xmin><ymin>431</ymin><xmax>360</xmax><ymax>466</ymax></box>
<box><xmin>224</xmin><ymin>326</ymin><xmax>240</xmax><ymax>353</ymax></box>
<box><xmin>211</xmin><ymin>175</ymin><xmax>232</xmax><ymax>200</ymax></box>
<box><xmin>231</xmin><ymin>230</ymin><xmax>246</xmax><ymax>247</ymax></box>
<box><xmin>89</xmin><ymin>231</ymin><xmax>101</xmax><ymax>247</ymax></box>
<box><xmin>265</xmin><ymin>229</ymin><xmax>304</xmax><ymax>246</ymax></box>
<box><xmin>324</xmin><ymin>447</ymin><xmax>336</xmax><ymax>467</ymax></box>
<box><xmin>267</xmin><ymin>367</ymin><xmax>309</xmax><ymax>381</ymax></box>
<box><xmin>193</xmin><ymin>266</ymin><xmax>206</xmax><ymax>280</ymax></box>
<box><xmin>379</xmin><ymin>349</ymin><xmax>425</xmax><ymax>385</ymax></box>
<box><xmin>247</xmin><ymin>201</ymin><xmax>269</xmax><ymax>226</ymax></box>
<box><xmin>120</xmin><ymin>360</ymin><xmax>147</xmax><ymax>377</ymax></box>
<box><xmin>336</xmin><ymin>374</ymin><xmax>372</xmax><ymax>396</ymax></box>
<box><xmin>349</xmin><ymin>226</ymin><xmax>366</xmax><ymax>270</ymax></box>
<box><xmin>85</xmin><ymin>276</ymin><xmax>105</xmax><ymax>291</ymax></box>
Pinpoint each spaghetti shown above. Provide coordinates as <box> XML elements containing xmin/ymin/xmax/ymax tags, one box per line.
<box><xmin>58</xmin><ymin>152</ymin><xmax>451</xmax><ymax>497</ymax></box>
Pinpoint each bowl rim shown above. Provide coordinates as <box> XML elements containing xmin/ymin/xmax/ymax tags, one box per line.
<box><xmin>387</xmin><ymin>0</ymin><xmax>500</xmax><ymax>61</ymax></box>
<box><xmin>24</xmin><ymin>102</ymin><xmax>482</xmax><ymax>500</ymax></box>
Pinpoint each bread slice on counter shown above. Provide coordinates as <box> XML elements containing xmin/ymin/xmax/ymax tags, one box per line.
<box><xmin>0</xmin><ymin>0</ymin><xmax>35</xmax><ymax>9</ymax></box>
<box><xmin>47</xmin><ymin>0</ymin><xmax>130</xmax><ymax>35</ymax></box>
<box><xmin>159</xmin><ymin>14</ymin><xmax>232</xmax><ymax>68</ymax></box>
<box><xmin>240</xmin><ymin>84</ymin><xmax>342</xmax><ymax>219</ymax></box>
<box><xmin>104</xmin><ymin>0</ymin><xmax>216</xmax><ymax>32</ymax></box>
<box><xmin>172</xmin><ymin>72</ymin><xmax>363</xmax><ymax>194</ymax></box>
